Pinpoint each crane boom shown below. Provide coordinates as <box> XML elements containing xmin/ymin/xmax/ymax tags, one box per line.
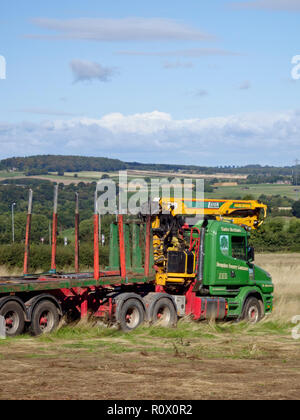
<box><xmin>159</xmin><ymin>198</ymin><xmax>267</xmax><ymax>230</ymax></box>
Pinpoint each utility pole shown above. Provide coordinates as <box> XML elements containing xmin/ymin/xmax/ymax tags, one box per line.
<box><xmin>295</xmin><ymin>159</ymin><xmax>299</xmax><ymax>184</ymax></box>
<box><xmin>11</xmin><ymin>202</ymin><xmax>16</xmax><ymax>243</ymax></box>
<box><xmin>295</xmin><ymin>159</ymin><xmax>299</xmax><ymax>200</ymax></box>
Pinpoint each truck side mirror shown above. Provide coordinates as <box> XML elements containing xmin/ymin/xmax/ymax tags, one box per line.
<box><xmin>248</xmin><ymin>246</ymin><xmax>255</xmax><ymax>262</ymax></box>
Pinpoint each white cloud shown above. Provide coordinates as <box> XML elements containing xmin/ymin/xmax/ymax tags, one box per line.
<box><xmin>1</xmin><ymin>110</ymin><xmax>300</xmax><ymax>165</ymax></box>
<box><xmin>28</xmin><ymin>17</ymin><xmax>213</xmax><ymax>42</ymax></box>
<box><xmin>70</xmin><ymin>60</ymin><xmax>118</xmax><ymax>83</ymax></box>
<box><xmin>229</xmin><ymin>0</ymin><xmax>300</xmax><ymax>11</ymax></box>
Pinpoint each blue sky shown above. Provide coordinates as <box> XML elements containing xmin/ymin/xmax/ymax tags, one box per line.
<box><xmin>0</xmin><ymin>0</ymin><xmax>300</xmax><ymax>166</ymax></box>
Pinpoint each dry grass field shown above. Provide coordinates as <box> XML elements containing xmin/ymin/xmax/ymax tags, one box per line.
<box><xmin>0</xmin><ymin>253</ymin><xmax>299</xmax><ymax>400</ymax></box>
<box><xmin>255</xmin><ymin>254</ymin><xmax>300</xmax><ymax>322</ymax></box>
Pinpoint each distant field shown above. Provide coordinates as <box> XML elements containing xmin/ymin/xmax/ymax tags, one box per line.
<box><xmin>31</xmin><ymin>175</ymin><xmax>91</xmax><ymax>184</ymax></box>
<box><xmin>1</xmin><ymin>170</ymin><xmax>299</xmax><ymax>201</ymax></box>
<box><xmin>0</xmin><ymin>170</ymin><xmax>25</xmax><ymax>180</ymax></box>
<box><xmin>126</xmin><ymin>169</ymin><xmax>248</xmax><ymax>180</ymax></box>
<box><xmin>40</xmin><ymin>173</ymin><xmax>300</xmax><ymax>201</ymax></box>
<box><xmin>62</xmin><ymin>171</ymin><xmax>109</xmax><ymax>178</ymax></box>
<box><xmin>206</xmin><ymin>183</ymin><xmax>299</xmax><ymax>200</ymax></box>
<box><xmin>46</xmin><ymin>173</ymin><xmax>300</xmax><ymax>201</ymax></box>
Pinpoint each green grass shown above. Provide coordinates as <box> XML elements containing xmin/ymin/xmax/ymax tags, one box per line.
<box><xmin>0</xmin><ymin>317</ymin><xmax>293</xmax><ymax>349</ymax></box>
<box><xmin>208</xmin><ymin>320</ymin><xmax>289</xmax><ymax>336</ymax></box>
<box><xmin>0</xmin><ymin>317</ymin><xmax>296</xmax><ymax>366</ymax></box>
<box><xmin>60</xmin><ymin>228</ymin><xmax>75</xmax><ymax>242</ymax></box>
<box><xmin>0</xmin><ymin>170</ymin><xmax>25</xmax><ymax>178</ymax></box>
<box><xmin>35</xmin><ymin>317</ymin><xmax>293</xmax><ymax>345</ymax></box>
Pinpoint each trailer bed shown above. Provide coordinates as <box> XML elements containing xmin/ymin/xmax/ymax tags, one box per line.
<box><xmin>0</xmin><ymin>272</ymin><xmax>155</xmax><ymax>294</ymax></box>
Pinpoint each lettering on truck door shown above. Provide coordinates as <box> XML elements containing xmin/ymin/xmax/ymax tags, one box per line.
<box><xmin>215</xmin><ymin>231</ymin><xmax>249</xmax><ymax>285</ymax></box>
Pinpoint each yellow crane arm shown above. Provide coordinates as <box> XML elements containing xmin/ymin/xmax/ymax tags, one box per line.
<box><xmin>159</xmin><ymin>198</ymin><xmax>267</xmax><ymax>230</ymax></box>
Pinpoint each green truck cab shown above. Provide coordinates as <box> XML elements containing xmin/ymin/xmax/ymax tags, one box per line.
<box><xmin>197</xmin><ymin>220</ymin><xmax>274</xmax><ymax>321</ymax></box>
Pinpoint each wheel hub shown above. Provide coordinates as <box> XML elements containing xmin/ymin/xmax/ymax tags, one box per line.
<box><xmin>125</xmin><ymin>307</ymin><xmax>140</xmax><ymax>329</ymax></box>
<box><xmin>248</xmin><ymin>306</ymin><xmax>259</xmax><ymax>323</ymax></box>
<box><xmin>4</xmin><ymin>311</ymin><xmax>19</xmax><ymax>333</ymax></box>
<box><xmin>39</xmin><ymin>311</ymin><xmax>54</xmax><ymax>332</ymax></box>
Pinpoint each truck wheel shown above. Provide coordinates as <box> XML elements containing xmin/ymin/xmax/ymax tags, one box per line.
<box><xmin>0</xmin><ymin>301</ymin><xmax>25</xmax><ymax>337</ymax></box>
<box><xmin>152</xmin><ymin>298</ymin><xmax>177</xmax><ymax>328</ymax></box>
<box><xmin>30</xmin><ymin>301</ymin><xmax>60</xmax><ymax>336</ymax></box>
<box><xmin>242</xmin><ymin>297</ymin><xmax>263</xmax><ymax>323</ymax></box>
<box><xmin>118</xmin><ymin>299</ymin><xmax>145</xmax><ymax>332</ymax></box>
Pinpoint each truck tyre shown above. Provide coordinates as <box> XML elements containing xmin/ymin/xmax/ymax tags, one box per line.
<box><xmin>117</xmin><ymin>298</ymin><xmax>145</xmax><ymax>332</ymax></box>
<box><xmin>152</xmin><ymin>298</ymin><xmax>177</xmax><ymax>328</ymax></box>
<box><xmin>30</xmin><ymin>300</ymin><xmax>60</xmax><ymax>336</ymax></box>
<box><xmin>0</xmin><ymin>301</ymin><xmax>25</xmax><ymax>337</ymax></box>
<box><xmin>242</xmin><ymin>297</ymin><xmax>263</xmax><ymax>323</ymax></box>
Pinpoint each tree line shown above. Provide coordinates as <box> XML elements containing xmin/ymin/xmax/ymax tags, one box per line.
<box><xmin>250</xmin><ymin>217</ymin><xmax>300</xmax><ymax>252</ymax></box>
<box><xmin>1</xmin><ymin>154</ymin><xmax>300</xmax><ymax>177</ymax></box>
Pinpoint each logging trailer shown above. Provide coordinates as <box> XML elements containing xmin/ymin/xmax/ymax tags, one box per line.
<box><xmin>0</xmin><ymin>188</ymin><xmax>273</xmax><ymax>337</ymax></box>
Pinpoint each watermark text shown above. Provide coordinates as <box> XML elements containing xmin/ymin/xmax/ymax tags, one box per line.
<box><xmin>95</xmin><ymin>171</ymin><xmax>204</xmax><ymax>217</ymax></box>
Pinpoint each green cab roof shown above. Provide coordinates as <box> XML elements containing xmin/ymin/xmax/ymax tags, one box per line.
<box><xmin>194</xmin><ymin>219</ymin><xmax>246</xmax><ymax>234</ymax></box>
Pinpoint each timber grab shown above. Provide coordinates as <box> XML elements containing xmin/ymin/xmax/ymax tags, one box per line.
<box><xmin>149</xmin><ymin>197</ymin><xmax>267</xmax><ymax>287</ymax></box>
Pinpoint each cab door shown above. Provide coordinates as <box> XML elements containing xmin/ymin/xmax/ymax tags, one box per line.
<box><xmin>229</xmin><ymin>234</ymin><xmax>249</xmax><ymax>285</ymax></box>
<box><xmin>214</xmin><ymin>229</ymin><xmax>250</xmax><ymax>286</ymax></box>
